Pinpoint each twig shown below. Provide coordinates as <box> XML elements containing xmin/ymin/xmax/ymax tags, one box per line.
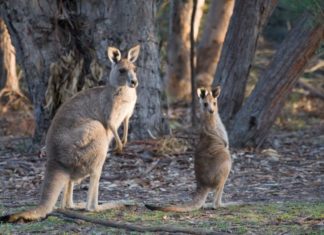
<box><xmin>305</xmin><ymin>59</ymin><xmax>324</xmax><ymax>73</ymax></box>
<box><xmin>52</xmin><ymin>212</ymin><xmax>85</xmax><ymax>225</ymax></box>
<box><xmin>51</xmin><ymin>210</ymin><xmax>226</xmax><ymax>235</ymax></box>
<box><xmin>101</xmin><ymin>160</ymin><xmax>160</xmax><ymax>181</ymax></box>
<box><xmin>296</xmin><ymin>80</ymin><xmax>324</xmax><ymax>100</ymax></box>
<box><xmin>1</xmin><ymin>203</ymin><xmax>37</xmax><ymax>208</ymax></box>
<box><xmin>147</xmin><ymin>129</ymin><xmax>157</xmax><ymax>139</ymax></box>
<box><xmin>296</xmin><ymin>216</ymin><xmax>312</xmax><ymax>225</ymax></box>
<box><xmin>175</xmin><ymin>135</ymin><xmax>197</xmax><ymax>139</ymax></box>
<box><xmin>127</xmin><ymin>140</ymin><xmax>159</xmax><ymax>145</ymax></box>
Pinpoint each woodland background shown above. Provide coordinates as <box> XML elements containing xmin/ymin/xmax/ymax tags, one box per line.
<box><xmin>0</xmin><ymin>0</ymin><xmax>323</xmax><ymax>234</ymax></box>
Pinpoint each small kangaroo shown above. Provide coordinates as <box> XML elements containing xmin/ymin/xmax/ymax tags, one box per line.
<box><xmin>0</xmin><ymin>45</ymin><xmax>140</xmax><ymax>222</ymax></box>
<box><xmin>145</xmin><ymin>86</ymin><xmax>231</xmax><ymax>212</ymax></box>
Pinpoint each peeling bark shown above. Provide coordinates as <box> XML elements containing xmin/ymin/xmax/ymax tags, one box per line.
<box><xmin>0</xmin><ymin>18</ymin><xmax>19</xmax><ymax>92</ymax></box>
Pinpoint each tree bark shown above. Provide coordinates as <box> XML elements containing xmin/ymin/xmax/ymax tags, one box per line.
<box><xmin>213</xmin><ymin>0</ymin><xmax>278</xmax><ymax>126</ymax></box>
<box><xmin>0</xmin><ymin>18</ymin><xmax>19</xmax><ymax>92</ymax></box>
<box><xmin>96</xmin><ymin>0</ymin><xmax>164</xmax><ymax>139</ymax></box>
<box><xmin>229</xmin><ymin>13</ymin><xmax>324</xmax><ymax>147</ymax></box>
<box><xmin>196</xmin><ymin>0</ymin><xmax>235</xmax><ymax>88</ymax></box>
<box><xmin>166</xmin><ymin>0</ymin><xmax>205</xmax><ymax>102</ymax></box>
<box><xmin>0</xmin><ymin>0</ymin><xmax>164</xmax><ymax>142</ymax></box>
<box><xmin>0</xmin><ymin>1</ymin><xmax>98</xmax><ymax>141</ymax></box>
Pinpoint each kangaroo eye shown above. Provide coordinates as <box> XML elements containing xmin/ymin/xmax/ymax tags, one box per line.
<box><xmin>119</xmin><ymin>68</ymin><xmax>127</xmax><ymax>74</ymax></box>
<box><xmin>133</xmin><ymin>67</ymin><xmax>137</xmax><ymax>72</ymax></box>
<box><xmin>204</xmin><ymin>103</ymin><xmax>208</xmax><ymax>108</ymax></box>
<box><xmin>214</xmin><ymin>102</ymin><xmax>216</xmax><ymax>105</ymax></box>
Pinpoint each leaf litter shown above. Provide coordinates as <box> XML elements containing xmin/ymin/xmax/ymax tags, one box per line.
<box><xmin>0</xmin><ymin>112</ymin><xmax>323</xmax><ymax>234</ymax></box>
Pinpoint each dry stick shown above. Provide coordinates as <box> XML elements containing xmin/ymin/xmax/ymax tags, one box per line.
<box><xmin>296</xmin><ymin>80</ymin><xmax>324</xmax><ymax>100</ymax></box>
<box><xmin>52</xmin><ymin>210</ymin><xmax>226</xmax><ymax>235</ymax></box>
<box><xmin>304</xmin><ymin>59</ymin><xmax>324</xmax><ymax>73</ymax></box>
<box><xmin>100</xmin><ymin>160</ymin><xmax>160</xmax><ymax>181</ymax></box>
<box><xmin>190</xmin><ymin>0</ymin><xmax>198</xmax><ymax>127</ymax></box>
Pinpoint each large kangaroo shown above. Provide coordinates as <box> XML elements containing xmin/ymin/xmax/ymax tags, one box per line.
<box><xmin>0</xmin><ymin>45</ymin><xmax>140</xmax><ymax>222</ymax></box>
<box><xmin>146</xmin><ymin>86</ymin><xmax>231</xmax><ymax>212</ymax></box>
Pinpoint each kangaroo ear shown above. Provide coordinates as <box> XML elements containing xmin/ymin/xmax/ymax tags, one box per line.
<box><xmin>107</xmin><ymin>47</ymin><xmax>121</xmax><ymax>64</ymax></box>
<box><xmin>212</xmin><ymin>86</ymin><xmax>221</xmax><ymax>98</ymax></box>
<box><xmin>127</xmin><ymin>45</ymin><xmax>140</xmax><ymax>63</ymax></box>
<box><xmin>197</xmin><ymin>87</ymin><xmax>208</xmax><ymax>99</ymax></box>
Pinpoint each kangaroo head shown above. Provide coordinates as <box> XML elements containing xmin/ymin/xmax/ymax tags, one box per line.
<box><xmin>197</xmin><ymin>86</ymin><xmax>221</xmax><ymax>115</ymax></box>
<box><xmin>107</xmin><ymin>45</ymin><xmax>140</xmax><ymax>88</ymax></box>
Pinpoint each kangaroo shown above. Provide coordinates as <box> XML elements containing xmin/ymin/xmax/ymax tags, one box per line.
<box><xmin>0</xmin><ymin>45</ymin><xmax>140</xmax><ymax>222</ymax></box>
<box><xmin>145</xmin><ymin>86</ymin><xmax>231</xmax><ymax>212</ymax></box>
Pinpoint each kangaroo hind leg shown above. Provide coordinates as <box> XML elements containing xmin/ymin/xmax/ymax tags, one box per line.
<box><xmin>213</xmin><ymin>183</ymin><xmax>225</xmax><ymax>208</ymax></box>
<box><xmin>3</xmin><ymin>164</ymin><xmax>69</xmax><ymax>222</ymax></box>
<box><xmin>86</xmin><ymin>155</ymin><xmax>106</xmax><ymax>212</ymax></box>
<box><xmin>61</xmin><ymin>180</ymin><xmax>74</xmax><ymax>209</ymax></box>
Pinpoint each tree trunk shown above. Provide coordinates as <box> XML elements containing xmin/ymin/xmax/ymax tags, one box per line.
<box><xmin>97</xmin><ymin>0</ymin><xmax>165</xmax><ymax>139</ymax></box>
<box><xmin>0</xmin><ymin>1</ymin><xmax>97</xmax><ymax>141</ymax></box>
<box><xmin>166</xmin><ymin>0</ymin><xmax>205</xmax><ymax>102</ymax></box>
<box><xmin>0</xmin><ymin>18</ymin><xmax>19</xmax><ymax>92</ymax></box>
<box><xmin>196</xmin><ymin>0</ymin><xmax>235</xmax><ymax>88</ymax></box>
<box><xmin>0</xmin><ymin>0</ymin><xmax>164</xmax><ymax>142</ymax></box>
<box><xmin>229</xmin><ymin>13</ymin><xmax>324</xmax><ymax>147</ymax></box>
<box><xmin>213</xmin><ymin>0</ymin><xmax>278</xmax><ymax>125</ymax></box>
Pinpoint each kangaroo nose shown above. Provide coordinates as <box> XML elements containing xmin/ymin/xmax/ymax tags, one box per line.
<box><xmin>130</xmin><ymin>79</ymin><xmax>138</xmax><ymax>88</ymax></box>
<box><xmin>209</xmin><ymin>110</ymin><xmax>214</xmax><ymax>114</ymax></box>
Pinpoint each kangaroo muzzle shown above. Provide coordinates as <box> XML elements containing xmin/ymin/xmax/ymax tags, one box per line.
<box><xmin>130</xmin><ymin>79</ymin><xmax>138</xmax><ymax>88</ymax></box>
<box><xmin>127</xmin><ymin>71</ymin><xmax>138</xmax><ymax>88</ymax></box>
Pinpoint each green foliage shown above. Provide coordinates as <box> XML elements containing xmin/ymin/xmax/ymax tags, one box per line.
<box><xmin>263</xmin><ymin>0</ymin><xmax>323</xmax><ymax>42</ymax></box>
<box><xmin>280</xmin><ymin>0</ymin><xmax>323</xmax><ymax>16</ymax></box>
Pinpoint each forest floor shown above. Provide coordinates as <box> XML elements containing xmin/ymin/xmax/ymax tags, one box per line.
<box><xmin>0</xmin><ymin>92</ymin><xmax>323</xmax><ymax>234</ymax></box>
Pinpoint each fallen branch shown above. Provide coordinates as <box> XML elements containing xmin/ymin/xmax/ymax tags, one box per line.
<box><xmin>52</xmin><ymin>210</ymin><xmax>226</xmax><ymax>235</ymax></box>
<box><xmin>101</xmin><ymin>160</ymin><xmax>160</xmax><ymax>181</ymax></box>
<box><xmin>304</xmin><ymin>59</ymin><xmax>324</xmax><ymax>73</ymax></box>
<box><xmin>296</xmin><ymin>80</ymin><xmax>324</xmax><ymax>100</ymax></box>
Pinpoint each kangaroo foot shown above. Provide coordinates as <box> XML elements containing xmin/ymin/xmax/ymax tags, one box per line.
<box><xmin>71</xmin><ymin>202</ymin><xmax>87</xmax><ymax>210</ymax></box>
<box><xmin>121</xmin><ymin>138</ymin><xmax>127</xmax><ymax>146</ymax></box>
<box><xmin>113</xmin><ymin>144</ymin><xmax>124</xmax><ymax>154</ymax></box>
<box><xmin>0</xmin><ymin>211</ymin><xmax>47</xmax><ymax>223</ymax></box>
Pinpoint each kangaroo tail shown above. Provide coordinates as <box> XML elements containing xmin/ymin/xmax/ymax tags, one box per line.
<box><xmin>145</xmin><ymin>187</ymin><xmax>209</xmax><ymax>212</ymax></box>
<box><xmin>0</xmin><ymin>163</ymin><xmax>69</xmax><ymax>223</ymax></box>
